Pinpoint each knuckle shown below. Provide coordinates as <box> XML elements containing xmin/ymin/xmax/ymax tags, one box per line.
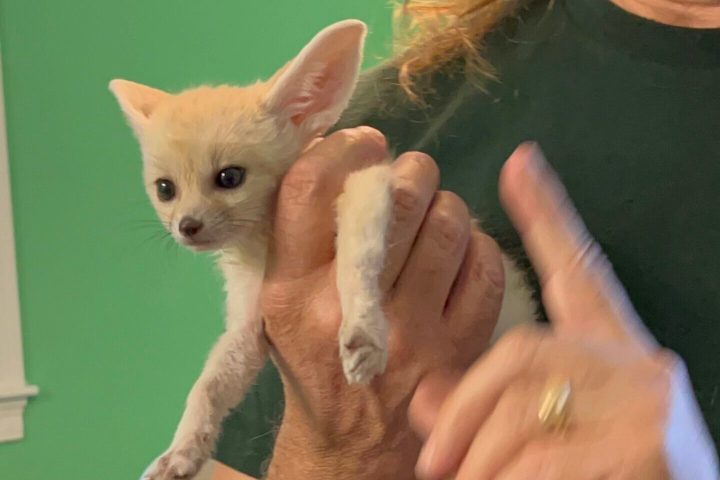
<box><xmin>641</xmin><ymin>350</ymin><xmax>678</xmax><ymax>419</ymax></box>
<box><xmin>392</xmin><ymin>180</ymin><xmax>425</xmax><ymax>223</ymax></box>
<box><xmin>496</xmin><ymin>384</ymin><xmax>535</xmax><ymax>432</ymax></box>
<box><xmin>495</xmin><ymin>325</ymin><xmax>542</xmax><ymax>367</ymax></box>
<box><xmin>584</xmin><ymin>240</ymin><xmax>612</xmax><ymax>275</ymax></box>
<box><xmin>473</xmin><ymin>231</ymin><xmax>502</xmax><ymax>255</ymax></box>
<box><xmin>654</xmin><ymin>349</ymin><xmax>682</xmax><ymax>377</ymax></box>
<box><xmin>467</xmin><ymin>258</ymin><xmax>490</xmax><ymax>288</ymax></box>
<box><xmin>428</xmin><ymin>211</ymin><xmax>465</xmax><ymax>250</ymax></box>
<box><xmin>651</xmin><ymin>363</ymin><xmax>675</xmax><ymax>397</ymax></box>
<box><xmin>390</xmin><ymin>152</ymin><xmax>439</xmax><ymax>224</ymax></box>
<box><xmin>332</xmin><ymin>126</ymin><xmax>388</xmax><ymax>158</ymax></box>
<box><xmin>356</xmin><ymin>125</ymin><xmax>388</xmax><ymax>150</ymax></box>
<box><xmin>500</xmin><ymin>324</ymin><xmax>536</xmax><ymax>353</ymax></box>
<box><xmin>426</xmin><ymin>192</ymin><xmax>469</xmax><ymax>250</ymax></box>
<box><xmin>468</xmin><ymin>234</ymin><xmax>505</xmax><ymax>290</ymax></box>
<box><xmin>396</xmin><ymin>151</ymin><xmax>440</xmax><ymax>183</ymax></box>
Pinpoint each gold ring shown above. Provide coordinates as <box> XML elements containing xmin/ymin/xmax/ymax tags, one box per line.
<box><xmin>538</xmin><ymin>378</ymin><xmax>572</xmax><ymax>432</ymax></box>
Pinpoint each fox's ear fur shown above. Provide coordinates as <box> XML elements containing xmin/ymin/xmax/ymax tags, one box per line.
<box><xmin>109</xmin><ymin>79</ymin><xmax>169</xmax><ymax>137</ymax></box>
<box><xmin>264</xmin><ymin>20</ymin><xmax>367</xmax><ymax>138</ymax></box>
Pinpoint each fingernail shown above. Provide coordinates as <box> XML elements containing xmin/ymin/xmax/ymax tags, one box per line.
<box><xmin>416</xmin><ymin>438</ymin><xmax>438</xmax><ymax>479</ymax></box>
<box><xmin>302</xmin><ymin>136</ymin><xmax>324</xmax><ymax>153</ymax></box>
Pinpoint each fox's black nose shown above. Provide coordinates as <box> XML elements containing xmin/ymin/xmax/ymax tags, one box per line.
<box><xmin>179</xmin><ymin>217</ymin><xmax>203</xmax><ymax>238</ymax></box>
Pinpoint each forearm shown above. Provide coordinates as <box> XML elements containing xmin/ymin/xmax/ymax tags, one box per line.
<box><xmin>211</xmin><ymin>460</ymin><xmax>257</xmax><ymax>480</ymax></box>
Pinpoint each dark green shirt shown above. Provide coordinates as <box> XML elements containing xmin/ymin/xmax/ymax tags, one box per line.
<box><xmin>216</xmin><ymin>1</ymin><xmax>720</xmax><ymax>474</ymax></box>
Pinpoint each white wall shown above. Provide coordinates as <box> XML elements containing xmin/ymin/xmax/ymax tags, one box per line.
<box><xmin>0</xmin><ymin>45</ymin><xmax>38</xmax><ymax>443</ymax></box>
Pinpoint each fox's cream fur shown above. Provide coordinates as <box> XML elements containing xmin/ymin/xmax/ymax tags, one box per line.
<box><xmin>110</xmin><ymin>20</ymin><xmax>535</xmax><ymax>480</ymax></box>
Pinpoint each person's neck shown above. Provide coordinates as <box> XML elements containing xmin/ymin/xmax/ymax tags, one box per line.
<box><xmin>611</xmin><ymin>0</ymin><xmax>720</xmax><ymax>28</ymax></box>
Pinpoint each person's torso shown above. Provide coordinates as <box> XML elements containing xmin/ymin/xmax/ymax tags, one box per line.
<box><xmin>338</xmin><ymin>0</ymin><xmax>720</xmax><ymax>445</ymax></box>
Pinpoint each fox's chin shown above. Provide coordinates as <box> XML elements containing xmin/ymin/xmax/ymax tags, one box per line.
<box><xmin>186</xmin><ymin>243</ymin><xmax>218</xmax><ymax>252</ymax></box>
<box><xmin>173</xmin><ymin>229</ymin><xmax>250</xmax><ymax>253</ymax></box>
<box><xmin>176</xmin><ymin>237</ymin><xmax>224</xmax><ymax>252</ymax></box>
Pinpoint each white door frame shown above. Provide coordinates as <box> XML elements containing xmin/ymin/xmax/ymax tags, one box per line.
<box><xmin>0</xmin><ymin>44</ymin><xmax>38</xmax><ymax>443</ymax></box>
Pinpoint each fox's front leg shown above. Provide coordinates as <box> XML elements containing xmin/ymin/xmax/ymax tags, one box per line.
<box><xmin>336</xmin><ymin>164</ymin><xmax>393</xmax><ymax>385</ymax></box>
<box><xmin>144</xmin><ymin>268</ymin><xmax>268</xmax><ymax>480</ymax></box>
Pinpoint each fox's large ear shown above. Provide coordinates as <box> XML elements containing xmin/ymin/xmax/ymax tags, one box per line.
<box><xmin>108</xmin><ymin>79</ymin><xmax>169</xmax><ymax>138</ymax></box>
<box><xmin>264</xmin><ymin>20</ymin><xmax>367</xmax><ymax>137</ymax></box>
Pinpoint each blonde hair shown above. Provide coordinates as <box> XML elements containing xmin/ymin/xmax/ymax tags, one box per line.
<box><xmin>392</xmin><ymin>0</ymin><xmax>529</xmax><ymax>100</ymax></box>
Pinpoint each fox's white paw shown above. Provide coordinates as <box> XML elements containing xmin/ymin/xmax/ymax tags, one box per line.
<box><xmin>340</xmin><ymin>317</ymin><xmax>388</xmax><ymax>385</ymax></box>
<box><xmin>142</xmin><ymin>437</ymin><xmax>211</xmax><ymax>480</ymax></box>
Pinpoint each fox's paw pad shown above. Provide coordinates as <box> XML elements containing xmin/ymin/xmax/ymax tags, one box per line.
<box><xmin>142</xmin><ymin>445</ymin><xmax>208</xmax><ymax>480</ymax></box>
<box><xmin>340</xmin><ymin>330</ymin><xmax>388</xmax><ymax>385</ymax></box>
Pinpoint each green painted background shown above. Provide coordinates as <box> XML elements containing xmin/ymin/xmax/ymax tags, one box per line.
<box><xmin>0</xmin><ymin>1</ymin><xmax>392</xmax><ymax>479</ymax></box>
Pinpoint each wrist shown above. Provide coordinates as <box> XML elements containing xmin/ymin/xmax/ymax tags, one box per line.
<box><xmin>266</xmin><ymin>392</ymin><xmax>421</xmax><ymax>480</ymax></box>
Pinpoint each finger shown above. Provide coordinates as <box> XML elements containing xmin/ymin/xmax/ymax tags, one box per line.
<box><xmin>495</xmin><ymin>437</ymin><xmax>612</xmax><ymax>480</ymax></box>
<box><xmin>379</xmin><ymin>152</ymin><xmax>440</xmax><ymax>291</ymax></box>
<box><xmin>499</xmin><ymin>142</ymin><xmax>593</xmax><ymax>287</ymax></box>
<box><xmin>415</xmin><ymin>325</ymin><xmax>614</xmax><ymax>479</ymax></box>
<box><xmin>393</xmin><ymin>191</ymin><xmax>471</xmax><ymax>317</ymax></box>
<box><xmin>408</xmin><ymin>371</ymin><xmax>462</xmax><ymax>440</ymax></box>
<box><xmin>270</xmin><ymin>127</ymin><xmax>388</xmax><ymax>280</ymax></box>
<box><xmin>453</xmin><ymin>379</ymin><xmax>599</xmax><ymax>480</ymax></box>
<box><xmin>452</xmin><ymin>380</ymin><xmax>541</xmax><ymax>480</ymax></box>
<box><xmin>415</xmin><ymin>326</ymin><xmax>549</xmax><ymax>479</ymax></box>
<box><xmin>443</xmin><ymin>230</ymin><xmax>504</xmax><ymax>354</ymax></box>
<box><xmin>499</xmin><ymin>142</ymin><xmax>650</xmax><ymax>345</ymax></box>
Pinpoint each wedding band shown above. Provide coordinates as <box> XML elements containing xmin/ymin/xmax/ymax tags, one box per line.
<box><xmin>538</xmin><ymin>378</ymin><xmax>572</xmax><ymax>432</ymax></box>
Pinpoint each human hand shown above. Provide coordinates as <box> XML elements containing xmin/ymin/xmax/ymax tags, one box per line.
<box><xmin>261</xmin><ymin>127</ymin><xmax>506</xmax><ymax>479</ymax></box>
<box><xmin>409</xmin><ymin>143</ymin><xmax>719</xmax><ymax>479</ymax></box>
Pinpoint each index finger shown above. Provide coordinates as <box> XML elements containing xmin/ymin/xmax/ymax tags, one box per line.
<box><xmin>499</xmin><ymin>142</ymin><xmax>652</xmax><ymax>345</ymax></box>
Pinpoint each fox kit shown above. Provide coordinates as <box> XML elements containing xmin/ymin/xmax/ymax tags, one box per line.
<box><xmin>110</xmin><ymin>20</ymin><xmax>535</xmax><ymax>480</ymax></box>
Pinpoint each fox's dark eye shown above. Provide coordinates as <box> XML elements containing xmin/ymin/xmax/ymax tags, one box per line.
<box><xmin>155</xmin><ymin>179</ymin><xmax>176</xmax><ymax>202</ymax></box>
<box><xmin>216</xmin><ymin>167</ymin><xmax>246</xmax><ymax>189</ymax></box>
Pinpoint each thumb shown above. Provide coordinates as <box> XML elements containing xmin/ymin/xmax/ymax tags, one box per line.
<box><xmin>499</xmin><ymin>143</ymin><xmax>654</xmax><ymax>347</ymax></box>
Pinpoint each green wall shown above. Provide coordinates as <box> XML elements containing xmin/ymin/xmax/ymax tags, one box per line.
<box><xmin>0</xmin><ymin>2</ymin><xmax>392</xmax><ymax>479</ymax></box>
